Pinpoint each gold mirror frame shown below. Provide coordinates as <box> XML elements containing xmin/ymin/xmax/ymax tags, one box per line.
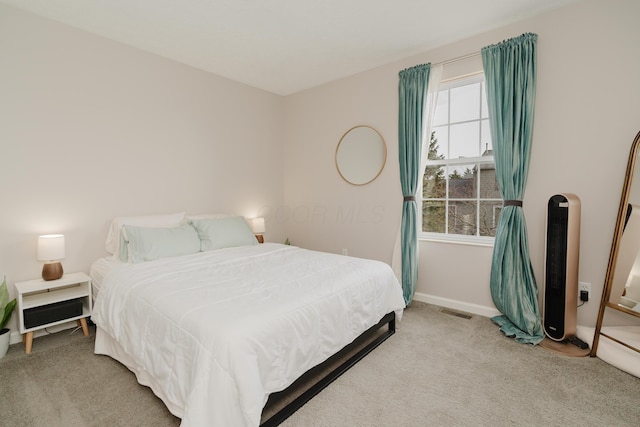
<box><xmin>592</xmin><ymin>130</ymin><xmax>640</xmax><ymax>356</ymax></box>
<box><xmin>335</xmin><ymin>126</ymin><xmax>387</xmax><ymax>186</ymax></box>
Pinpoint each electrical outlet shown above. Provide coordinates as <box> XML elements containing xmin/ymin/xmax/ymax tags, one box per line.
<box><xmin>341</xmin><ymin>248</ymin><xmax>348</xmax><ymax>256</ymax></box>
<box><xmin>579</xmin><ymin>281</ymin><xmax>591</xmax><ymax>301</ymax></box>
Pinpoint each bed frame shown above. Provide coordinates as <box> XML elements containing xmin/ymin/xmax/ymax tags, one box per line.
<box><xmin>260</xmin><ymin>311</ymin><xmax>396</xmax><ymax>426</ymax></box>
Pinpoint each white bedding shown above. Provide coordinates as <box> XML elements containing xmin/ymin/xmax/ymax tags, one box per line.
<box><xmin>91</xmin><ymin>243</ymin><xmax>405</xmax><ymax>426</ymax></box>
<box><xmin>89</xmin><ymin>257</ymin><xmax>126</xmax><ymax>300</ymax></box>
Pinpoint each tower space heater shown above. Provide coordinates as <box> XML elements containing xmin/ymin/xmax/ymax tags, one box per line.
<box><xmin>543</xmin><ymin>193</ymin><xmax>581</xmax><ymax>341</ymax></box>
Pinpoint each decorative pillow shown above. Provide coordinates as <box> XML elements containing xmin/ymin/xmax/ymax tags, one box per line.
<box><xmin>104</xmin><ymin>212</ymin><xmax>186</xmax><ymax>261</ymax></box>
<box><xmin>122</xmin><ymin>223</ymin><xmax>201</xmax><ymax>263</ymax></box>
<box><xmin>190</xmin><ymin>216</ymin><xmax>258</xmax><ymax>251</ymax></box>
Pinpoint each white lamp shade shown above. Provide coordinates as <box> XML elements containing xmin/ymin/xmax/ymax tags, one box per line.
<box><xmin>37</xmin><ymin>234</ymin><xmax>65</xmax><ymax>261</ymax></box>
<box><xmin>251</xmin><ymin>218</ymin><xmax>266</xmax><ymax>234</ymax></box>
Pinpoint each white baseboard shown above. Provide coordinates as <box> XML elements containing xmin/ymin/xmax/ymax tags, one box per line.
<box><xmin>413</xmin><ymin>292</ymin><xmax>501</xmax><ymax>318</ymax></box>
<box><xmin>10</xmin><ymin>330</ymin><xmax>21</xmax><ymax>345</ymax></box>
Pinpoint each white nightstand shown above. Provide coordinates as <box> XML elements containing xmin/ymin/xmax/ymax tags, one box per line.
<box><xmin>15</xmin><ymin>272</ymin><xmax>93</xmax><ymax>354</ymax></box>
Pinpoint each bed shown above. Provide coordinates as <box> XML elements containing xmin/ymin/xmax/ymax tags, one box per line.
<box><xmin>90</xmin><ymin>213</ymin><xmax>405</xmax><ymax>426</ymax></box>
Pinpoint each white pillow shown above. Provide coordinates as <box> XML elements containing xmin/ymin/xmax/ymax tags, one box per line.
<box><xmin>190</xmin><ymin>216</ymin><xmax>258</xmax><ymax>251</ymax></box>
<box><xmin>105</xmin><ymin>212</ymin><xmax>186</xmax><ymax>260</ymax></box>
<box><xmin>122</xmin><ymin>223</ymin><xmax>200</xmax><ymax>263</ymax></box>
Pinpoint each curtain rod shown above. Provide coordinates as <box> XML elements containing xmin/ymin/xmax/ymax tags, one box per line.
<box><xmin>432</xmin><ymin>51</ymin><xmax>481</xmax><ymax>67</ymax></box>
<box><xmin>440</xmin><ymin>70</ymin><xmax>484</xmax><ymax>84</ymax></box>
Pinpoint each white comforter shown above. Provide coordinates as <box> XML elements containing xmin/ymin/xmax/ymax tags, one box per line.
<box><xmin>92</xmin><ymin>243</ymin><xmax>405</xmax><ymax>426</ymax></box>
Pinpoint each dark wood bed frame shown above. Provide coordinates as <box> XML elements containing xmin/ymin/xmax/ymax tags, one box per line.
<box><xmin>260</xmin><ymin>311</ymin><xmax>396</xmax><ymax>426</ymax></box>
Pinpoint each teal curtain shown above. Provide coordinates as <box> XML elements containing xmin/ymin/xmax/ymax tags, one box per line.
<box><xmin>481</xmin><ymin>33</ymin><xmax>543</xmax><ymax>344</ymax></box>
<box><xmin>398</xmin><ymin>63</ymin><xmax>430</xmax><ymax>305</ymax></box>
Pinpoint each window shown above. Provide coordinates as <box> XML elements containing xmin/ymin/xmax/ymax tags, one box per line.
<box><xmin>421</xmin><ymin>74</ymin><xmax>501</xmax><ymax>243</ymax></box>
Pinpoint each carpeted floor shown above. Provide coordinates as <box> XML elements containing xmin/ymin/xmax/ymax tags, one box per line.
<box><xmin>1</xmin><ymin>302</ymin><xmax>639</xmax><ymax>426</ymax></box>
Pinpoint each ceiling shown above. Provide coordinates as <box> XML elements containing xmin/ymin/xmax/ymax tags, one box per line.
<box><xmin>2</xmin><ymin>0</ymin><xmax>579</xmax><ymax>95</ymax></box>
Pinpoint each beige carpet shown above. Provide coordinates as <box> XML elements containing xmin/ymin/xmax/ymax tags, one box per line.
<box><xmin>1</xmin><ymin>302</ymin><xmax>639</xmax><ymax>426</ymax></box>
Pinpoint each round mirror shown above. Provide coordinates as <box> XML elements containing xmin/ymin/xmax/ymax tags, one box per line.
<box><xmin>335</xmin><ymin>126</ymin><xmax>387</xmax><ymax>185</ymax></box>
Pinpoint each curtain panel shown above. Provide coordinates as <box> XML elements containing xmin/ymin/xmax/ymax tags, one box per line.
<box><xmin>398</xmin><ymin>63</ymin><xmax>430</xmax><ymax>305</ymax></box>
<box><xmin>481</xmin><ymin>33</ymin><xmax>543</xmax><ymax>344</ymax></box>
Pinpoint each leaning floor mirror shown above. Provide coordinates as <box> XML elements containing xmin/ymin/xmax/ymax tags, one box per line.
<box><xmin>590</xmin><ymin>130</ymin><xmax>640</xmax><ymax>378</ymax></box>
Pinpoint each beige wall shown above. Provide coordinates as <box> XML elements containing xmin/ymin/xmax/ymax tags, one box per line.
<box><xmin>283</xmin><ymin>0</ymin><xmax>640</xmax><ymax>325</ymax></box>
<box><xmin>0</xmin><ymin>4</ymin><xmax>285</xmax><ymax>335</ymax></box>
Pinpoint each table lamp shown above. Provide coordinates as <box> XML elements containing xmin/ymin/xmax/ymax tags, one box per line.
<box><xmin>251</xmin><ymin>218</ymin><xmax>265</xmax><ymax>243</ymax></box>
<box><xmin>37</xmin><ymin>234</ymin><xmax>65</xmax><ymax>281</ymax></box>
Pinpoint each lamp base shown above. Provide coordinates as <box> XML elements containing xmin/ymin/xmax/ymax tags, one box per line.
<box><xmin>42</xmin><ymin>262</ymin><xmax>63</xmax><ymax>281</ymax></box>
<box><xmin>255</xmin><ymin>234</ymin><xmax>264</xmax><ymax>244</ymax></box>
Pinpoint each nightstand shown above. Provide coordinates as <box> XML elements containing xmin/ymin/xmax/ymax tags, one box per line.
<box><xmin>15</xmin><ymin>272</ymin><xmax>92</xmax><ymax>354</ymax></box>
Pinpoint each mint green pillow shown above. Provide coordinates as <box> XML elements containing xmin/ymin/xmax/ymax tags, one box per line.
<box><xmin>190</xmin><ymin>216</ymin><xmax>258</xmax><ymax>251</ymax></box>
<box><xmin>122</xmin><ymin>223</ymin><xmax>201</xmax><ymax>263</ymax></box>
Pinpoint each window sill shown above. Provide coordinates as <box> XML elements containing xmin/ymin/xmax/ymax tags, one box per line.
<box><xmin>419</xmin><ymin>233</ymin><xmax>494</xmax><ymax>248</ymax></box>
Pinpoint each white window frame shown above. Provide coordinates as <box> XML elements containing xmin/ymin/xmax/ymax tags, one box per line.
<box><xmin>419</xmin><ymin>72</ymin><xmax>499</xmax><ymax>247</ymax></box>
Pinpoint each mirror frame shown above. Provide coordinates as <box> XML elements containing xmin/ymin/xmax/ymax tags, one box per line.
<box><xmin>592</xmin><ymin>130</ymin><xmax>640</xmax><ymax>355</ymax></box>
<box><xmin>335</xmin><ymin>125</ymin><xmax>387</xmax><ymax>186</ymax></box>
